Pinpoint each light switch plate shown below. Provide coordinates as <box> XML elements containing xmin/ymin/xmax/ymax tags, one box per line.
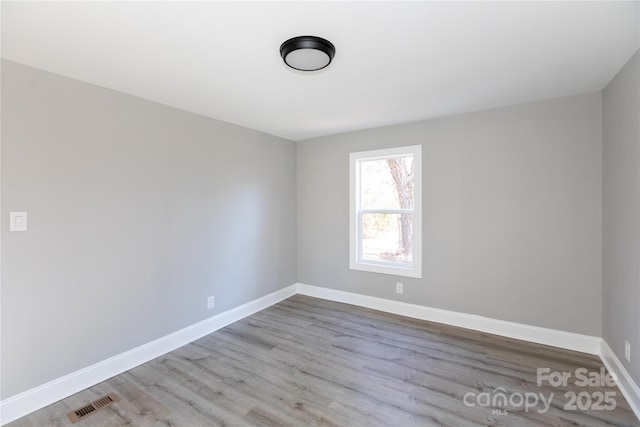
<box><xmin>10</xmin><ymin>212</ymin><xmax>28</xmax><ymax>231</ymax></box>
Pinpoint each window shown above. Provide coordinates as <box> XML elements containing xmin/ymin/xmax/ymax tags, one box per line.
<box><xmin>350</xmin><ymin>145</ymin><xmax>422</xmax><ymax>278</ymax></box>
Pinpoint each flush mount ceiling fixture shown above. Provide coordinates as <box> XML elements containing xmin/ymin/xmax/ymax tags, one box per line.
<box><xmin>280</xmin><ymin>36</ymin><xmax>335</xmax><ymax>71</ymax></box>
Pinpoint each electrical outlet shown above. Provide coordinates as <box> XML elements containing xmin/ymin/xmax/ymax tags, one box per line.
<box><xmin>207</xmin><ymin>296</ymin><xmax>215</xmax><ymax>310</ymax></box>
<box><xmin>625</xmin><ymin>340</ymin><xmax>631</xmax><ymax>363</ymax></box>
<box><xmin>395</xmin><ymin>282</ymin><xmax>403</xmax><ymax>294</ymax></box>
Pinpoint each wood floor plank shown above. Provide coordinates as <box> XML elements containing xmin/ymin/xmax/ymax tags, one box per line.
<box><xmin>6</xmin><ymin>295</ymin><xmax>639</xmax><ymax>427</ymax></box>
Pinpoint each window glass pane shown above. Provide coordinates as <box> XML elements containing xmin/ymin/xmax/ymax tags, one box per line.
<box><xmin>360</xmin><ymin>156</ymin><xmax>414</xmax><ymax>209</ymax></box>
<box><xmin>361</xmin><ymin>213</ymin><xmax>413</xmax><ymax>264</ymax></box>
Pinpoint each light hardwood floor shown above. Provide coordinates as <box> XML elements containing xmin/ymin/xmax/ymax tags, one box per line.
<box><xmin>7</xmin><ymin>295</ymin><xmax>640</xmax><ymax>426</ymax></box>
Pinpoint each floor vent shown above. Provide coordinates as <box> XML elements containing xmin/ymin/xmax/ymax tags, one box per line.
<box><xmin>67</xmin><ymin>393</ymin><xmax>119</xmax><ymax>423</ymax></box>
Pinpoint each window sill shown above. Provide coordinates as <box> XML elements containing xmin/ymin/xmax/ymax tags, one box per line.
<box><xmin>349</xmin><ymin>261</ymin><xmax>422</xmax><ymax>278</ymax></box>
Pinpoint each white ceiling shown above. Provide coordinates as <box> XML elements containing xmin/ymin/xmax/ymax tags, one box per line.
<box><xmin>2</xmin><ymin>1</ymin><xmax>639</xmax><ymax>141</ymax></box>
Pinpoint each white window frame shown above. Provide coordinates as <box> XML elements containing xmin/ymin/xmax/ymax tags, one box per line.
<box><xmin>349</xmin><ymin>145</ymin><xmax>422</xmax><ymax>278</ymax></box>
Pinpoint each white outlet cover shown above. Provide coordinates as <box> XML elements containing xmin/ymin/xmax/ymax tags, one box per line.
<box><xmin>625</xmin><ymin>340</ymin><xmax>631</xmax><ymax>363</ymax></box>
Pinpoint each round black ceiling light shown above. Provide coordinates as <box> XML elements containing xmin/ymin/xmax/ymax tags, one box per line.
<box><xmin>280</xmin><ymin>36</ymin><xmax>335</xmax><ymax>71</ymax></box>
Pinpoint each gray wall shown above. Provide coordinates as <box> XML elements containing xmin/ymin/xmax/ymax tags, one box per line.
<box><xmin>603</xmin><ymin>50</ymin><xmax>640</xmax><ymax>385</ymax></box>
<box><xmin>298</xmin><ymin>93</ymin><xmax>603</xmax><ymax>336</ymax></box>
<box><xmin>1</xmin><ymin>60</ymin><xmax>297</xmax><ymax>399</ymax></box>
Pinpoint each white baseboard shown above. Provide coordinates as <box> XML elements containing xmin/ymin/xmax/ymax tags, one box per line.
<box><xmin>0</xmin><ymin>284</ymin><xmax>298</xmax><ymax>426</ymax></box>
<box><xmin>600</xmin><ymin>340</ymin><xmax>640</xmax><ymax>420</ymax></box>
<box><xmin>295</xmin><ymin>283</ymin><xmax>602</xmax><ymax>355</ymax></box>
